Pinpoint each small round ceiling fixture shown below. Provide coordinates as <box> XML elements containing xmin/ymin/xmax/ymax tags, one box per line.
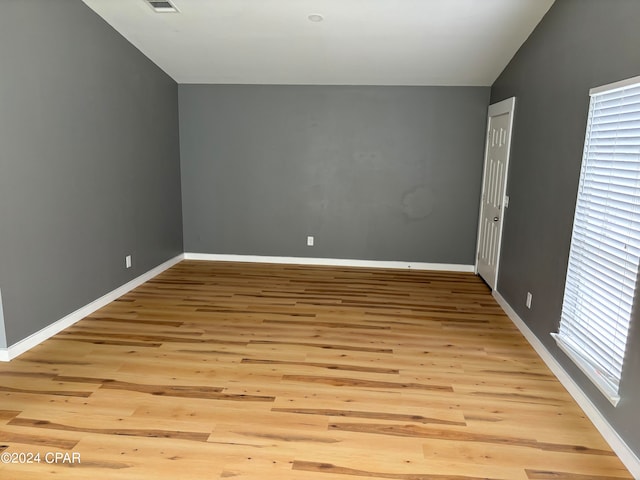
<box><xmin>308</xmin><ymin>14</ymin><xmax>324</xmax><ymax>23</ymax></box>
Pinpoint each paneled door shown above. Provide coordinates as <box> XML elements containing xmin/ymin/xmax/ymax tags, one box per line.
<box><xmin>476</xmin><ymin>97</ymin><xmax>515</xmax><ymax>289</ymax></box>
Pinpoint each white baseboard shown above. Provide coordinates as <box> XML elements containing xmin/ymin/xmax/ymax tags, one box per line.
<box><xmin>493</xmin><ymin>290</ymin><xmax>640</xmax><ymax>478</ymax></box>
<box><xmin>183</xmin><ymin>253</ymin><xmax>475</xmax><ymax>273</ymax></box>
<box><xmin>0</xmin><ymin>254</ymin><xmax>184</xmax><ymax>362</ymax></box>
<box><xmin>0</xmin><ymin>252</ymin><xmax>469</xmax><ymax>362</ymax></box>
<box><xmin>0</xmin><ymin>289</ymin><xmax>6</xmax><ymax>359</ymax></box>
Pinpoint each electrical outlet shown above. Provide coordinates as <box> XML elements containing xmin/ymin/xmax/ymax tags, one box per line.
<box><xmin>125</xmin><ymin>255</ymin><xmax>132</xmax><ymax>269</ymax></box>
<box><xmin>307</xmin><ymin>236</ymin><xmax>314</xmax><ymax>247</ymax></box>
<box><xmin>526</xmin><ymin>292</ymin><xmax>532</xmax><ymax>309</ymax></box>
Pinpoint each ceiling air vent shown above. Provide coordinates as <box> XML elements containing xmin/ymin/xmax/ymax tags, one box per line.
<box><xmin>145</xmin><ymin>0</ymin><xmax>179</xmax><ymax>13</ymax></box>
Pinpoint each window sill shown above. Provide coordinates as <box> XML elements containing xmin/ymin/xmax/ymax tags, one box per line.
<box><xmin>551</xmin><ymin>333</ymin><xmax>620</xmax><ymax>407</ymax></box>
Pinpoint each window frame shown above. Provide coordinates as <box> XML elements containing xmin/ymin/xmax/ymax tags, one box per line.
<box><xmin>553</xmin><ymin>74</ymin><xmax>640</xmax><ymax>407</ymax></box>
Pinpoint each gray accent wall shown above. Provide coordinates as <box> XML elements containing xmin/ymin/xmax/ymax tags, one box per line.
<box><xmin>491</xmin><ymin>0</ymin><xmax>640</xmax><ymax>457</ymax></box>
<box><xmin>179</xmin><ymin>85</ymin><xmax>489</xmax><ymax>265</ymax></box>
<box><xmin>0</xmin><ymin>0</ymin><xmax>183</xmax><ymax>347</ymax></box>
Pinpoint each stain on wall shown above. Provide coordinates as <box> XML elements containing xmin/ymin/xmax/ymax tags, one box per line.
<box><xmin>402</xmin><ymin>185</ymin><xmax>435</xmax><ymax>220</ymax></box>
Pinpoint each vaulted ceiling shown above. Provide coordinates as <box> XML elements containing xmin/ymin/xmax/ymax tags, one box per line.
<box><xmin>82</xmin><ymin>0</ymin><xmax>554</xmax><ymax>85</ymax></box>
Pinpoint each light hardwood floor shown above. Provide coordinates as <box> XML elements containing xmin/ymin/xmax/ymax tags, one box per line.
<box><xmin>0</xmin><ymin>260</ymin><xmax>633</xmax><ymax>479</ymax></box>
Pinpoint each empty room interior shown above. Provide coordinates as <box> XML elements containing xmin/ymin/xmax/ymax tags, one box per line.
<box><xmin>1</xmin><ymin>0</ymin><xmax>640</xmax><ymax>478</ymax></box>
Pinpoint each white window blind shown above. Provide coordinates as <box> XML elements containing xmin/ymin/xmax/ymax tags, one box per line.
<box><xmin>553</xmin><ymin>75</ymin><xmax>640</xmax><ymax>406</ymax></box>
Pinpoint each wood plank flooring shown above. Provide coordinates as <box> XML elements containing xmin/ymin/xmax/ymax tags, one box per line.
<box><xmin>0</xmin><ymin>260</ymin><xmax>632</xmax><ymax>479</ymax></box>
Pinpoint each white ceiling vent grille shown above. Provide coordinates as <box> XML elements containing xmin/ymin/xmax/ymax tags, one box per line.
<box><xmin>145</xmin><ymin>0</ymin><xmax>179</xmax><ymax>13</ymax></box>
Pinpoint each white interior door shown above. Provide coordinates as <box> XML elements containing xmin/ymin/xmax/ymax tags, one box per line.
<box><xmin>476</xmin><ymin>97</ymin><xmax>515</xmax><ymax>289</ymax></box>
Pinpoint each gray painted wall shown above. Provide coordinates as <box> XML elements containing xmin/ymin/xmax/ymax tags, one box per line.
<box><xmin>179</xmin><ymin>85</ymin><xmax>489</xmax><ymax>265</ymax></box>
<box><xmin>0</xmin><ymin>0</ymin><xmax>183</xmax><ymax>347</ymax></box>
<box><xmin>491</xmin><ymin>0</ymin><xmax>640</xmax><ymax>457</ymax></box>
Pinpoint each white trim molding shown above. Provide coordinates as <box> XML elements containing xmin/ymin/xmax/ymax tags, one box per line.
<box><xmin>590</xmin><ymin>74</ymin><xmax>640</xmax><ymax>96</ymax></box>
<box><xmin>0</xmin><ymin>254</ymin><xmax>184</xmax><ymax>362</ymax></box>
<box><xmin>183</xmin><ymin>253</ymin><xmax>475</xmax><ymax>272</ymax></box>
<box><xmin>493</xmin><ymin>290</ymin><xmax>640</xmax><ymax>478</ymax></box>
<box><xmin>0</xmin><ymin>252</ymin><xmax>473</xmax><ymax>362</ymax></box>
<box><xmin>0</xmin><ymin>289</ymin><xmax>7</xmax><ymax>361</ymax></box>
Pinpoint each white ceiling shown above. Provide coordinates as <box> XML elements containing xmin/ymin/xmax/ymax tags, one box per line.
<box><xmin>82</xmin><ymin>0</ymin><xmax>554</xmax><ymax>86</ymax></box>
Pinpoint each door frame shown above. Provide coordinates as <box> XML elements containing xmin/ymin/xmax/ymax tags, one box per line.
<box><xmin>474</xmin><ymin>96</ymin><xmax>516</xmax><ymax>288</ymax></box>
